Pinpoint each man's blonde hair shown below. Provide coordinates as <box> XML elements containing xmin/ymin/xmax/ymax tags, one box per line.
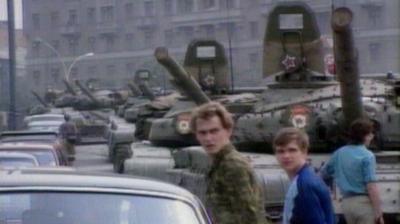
<box><xmin>273</xmin><ymin>127</ymin><xmax>309</xmax><ymax>152</ymax></box>
<box><xmin>190</xmin><ymin>102</ymin><xmax>233</xmax><ymax>132</ymax></box>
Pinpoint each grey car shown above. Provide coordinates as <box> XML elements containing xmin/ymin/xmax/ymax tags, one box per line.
<box><xmin>0</xmin><ymin>168</ymin><xmax>212</xmax><ymax>224</ymax></box>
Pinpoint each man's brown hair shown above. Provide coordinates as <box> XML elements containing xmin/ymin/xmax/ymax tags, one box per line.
<box><xmin>190</xmin><ymin>102</ymin><xmax>233</xmax><ymax>132</ymax></box>
<box><xmin>348</xmin><ymin>118</ymin><xmax>374</xmax><ymax>144</ymax></box>
<box><xmin>273</xmin><ymin>127</ymin><xmax>309</xmax><ymax>152</ymax></box>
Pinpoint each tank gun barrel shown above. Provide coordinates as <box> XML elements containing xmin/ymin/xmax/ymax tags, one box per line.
<box><xmin>74</xmin><ymin>79</ymin><xmax>101</xmax><ymax>105</ymax></box>
<box><xmin>31</xmin><ymin>90</ymin><xmax>49</xmax><ymax>107</ymax></box>
<box><xmin>137</xmin><ymin>82</ymin><xmax>156</xmax><ymax>101</ymax></box>
<box><xmin>155</xmin><ymin>47</ymin><xmax>210</xmax><ymax>105</ymax></box>
<box><xmin>332</xmin><ymin>7</ymin><xmax>364</xmax><ymax>126</ymax></box>
<box><xmin>62</xmin><ymin>78</ymin><xmax>77</xmax><ymax>96</ymax></box>
<box><xmin>127</xmin><ymin>82</ymin><xmax>143</xmax><ymax>97</ymax></box>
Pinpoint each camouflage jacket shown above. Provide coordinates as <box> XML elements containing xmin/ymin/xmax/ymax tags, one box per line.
<box><xmin>206</xmin><ymin>144</ymin><xmax>267</xmax><ymax>224</ymax></box>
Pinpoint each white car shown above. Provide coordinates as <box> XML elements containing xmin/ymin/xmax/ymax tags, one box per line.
<box><xmin>0</xmin><ymin>152</ymin><xmax>39</xmax><ymax>168</ymax></box>
<box><xmin>23</xmin><ymin>114</ymin><xmax>65</xmax><ymax>124</ymax></box>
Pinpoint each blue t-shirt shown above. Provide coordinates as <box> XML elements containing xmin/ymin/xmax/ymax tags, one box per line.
<box><xmin>321</xmin><ymin>144</ymin><xmax>377</xmax><ymax>197</ymax></box>
<box><xmin>282</xmin><ymin>165</ymin><xmax>335</xmax><ymax>224</ymax></box>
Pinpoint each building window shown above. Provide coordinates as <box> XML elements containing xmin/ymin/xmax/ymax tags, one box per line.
<box><xmin>88</xmin><ymin>37</ymin><xmax>96</xmax><ymax>52</ymax></box>
<box><xmin>144</xmin><ymin>30</ymin><xmax>154</xmax><ymax>48</ymax></box>
<box><xmin>125</xmin><ymin>3</ymin><xmax>135</xmax><ymax>19</ymax></box>
<box><xmin>369</xmin><ymin>42</ymin><xmax>381</xmax><ymax>62</ymax></box>
<box><xmin>249</xmin><ymin>21</ymin><xmax>258</xmax><ymax>39</ymax></box>
<box><xmin>164</xmin><ymin>0</ymin><xmax>174</xmax><ymax>15</ymax></box>
<box><xmin>32</xmin><ymin>41</ymin><xmax>40</xmax><ymax>57</ymax></box>
<box><xmin>367</xmin><ymin>8</ymin><xmax>382</xmax><ymax>28</ymax></box>
<box><xmin>68</xmin><ymin>38</ymin><xmax>79</xmax><ymax>55</ymax></box>
<box><xmin>164</xmin><ymin>29</ymin><xmax>173</xmax><ymax>45</ymax></box>
<box><xmin>32</xmin><ymin>13</ymin><xmax>40</xmax><ymax>29</ymax></box>
<box><xmin>203</xmin><ymin>0</ymin><xmax>216</xmax><ymax>10</ymax></box>
<box><xmin>178</xmin><ymin>0</ymin><xmax>194</xmax><ymax>14</ymax></box>
<box><xmin>50</xmin><ymin>11</ymin><xmax>59</xmax><ymax>28</ymax></box>
<box><xmin>224</xmin><ymin>22</ymin><xmax>237</xmax><ymax>40</ymax></box>
<box><xmin>67</xmin><ymin>9</ymin><xmax>78</xmax><ymax>25</ymax></box>
<box><xmin>144</xmin><ymin>1</ymin><xmax>155</xmax><ymax>16</ymax></box>
<box><xmin>125</xmin><ymin>33</ymin><xmax>135</xmax><ymax>50</ymax></box>
<box><xmin>180</xmin><ymin>26</ymin><xmax>194</xmax><ymax>42</ymax></box>
<box><xmin>204</xmin><ymin>25</ymin><xmax>215</xmax><ymax>38</ymax></box>
<box><xmin>224</xmin><ymin>0</ymin><xmax>237</xmax><ymax>9</ymax></box>
<box><xmin>101</xmin><ymin>6</ymin><xmax>114</xmax><ymax>23</ymax></box>
<box><xmin>105</xmin><ymin>36</ymin><xmax>115</xmax><ymax>51</ymax></box>
<box><xmin>87</xmin><ymin>7</ymin><xmax>96</xmax><ymax>24</ymax></box>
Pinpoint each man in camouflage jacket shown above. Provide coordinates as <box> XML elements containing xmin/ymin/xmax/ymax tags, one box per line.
<box><xmin>190</xmin><ymin>102</ymin><xmax>267</xmax><ymax>224</ymax></box>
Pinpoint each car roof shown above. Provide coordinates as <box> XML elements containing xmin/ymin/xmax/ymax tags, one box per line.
<box><xmin>0</xmin><ymin>168</ymin><xmax>197</xmax><ymax>201</ymax></box>
<box><xmin>0</xmin><ymin>130</ymin><xmax>58</xmax><ymax>137</ymax></box>
<box><xmin>0</xmin><ymin>142</ymin><xmax>56</xmax><ymax>150</ymax></box>
<box><xmin>0</xmin><ymin>151</ymin><xmax>39</xmax><ymax>159</ymax></box>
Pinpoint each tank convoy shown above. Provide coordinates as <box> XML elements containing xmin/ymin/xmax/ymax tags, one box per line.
<box><xmin>115</xmin><ymin>1</ymin><xmax>400</xmax><ymax>223</ymax></box>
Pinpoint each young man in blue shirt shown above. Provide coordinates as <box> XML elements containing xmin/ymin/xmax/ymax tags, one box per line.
<box><xmin>321</xmin><ymin>118</ymin><xmax>384</xmax><ymax>224</ymax></box>
<box><xmin>274</xmin><ymin>127</ymin><xmax>334</xmax><ymax>224</ymax></box>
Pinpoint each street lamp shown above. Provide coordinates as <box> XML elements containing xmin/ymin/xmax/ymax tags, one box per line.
<box><xmin>35</xmin><ymin>38</ymin><xmax>68</xmax><ymax>80</ymax></box>
<box><xmin>35</xmin><ymin>38</ymin><xmax>94</xmax><ymax>82</ymax></box>
<box><xmin>65</xmin><ymin>52</ymin><xmax>94</xmax><ymax>82</ymax></box>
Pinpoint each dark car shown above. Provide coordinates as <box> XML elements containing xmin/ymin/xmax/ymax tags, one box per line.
<box><xmin>0</xmin><ymin>131</ymin><xmax>70</xmax><ymax>166</ymax></box>
<box><xmin>0</xmin><ymin>168</ymin><xmax>212</xmax><ymax>224</ymax></box>
<box><xmin>0</xmin><ymin>143</ymin><xmax>63</xmax><ymax>166</ymax></box>
<box><xmin>0</xmin><ymin>131</ymin><xmax>59</xmax><ymax>144</ymax></box>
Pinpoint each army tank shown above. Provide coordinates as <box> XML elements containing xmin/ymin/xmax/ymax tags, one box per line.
<box><xmin>120</xmin><ymin>2</ymin><xmax>399</xmax><ymax>223</ymax></box>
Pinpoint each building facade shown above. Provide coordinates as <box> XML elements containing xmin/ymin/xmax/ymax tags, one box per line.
<box><xmin>23</xmin><ymin>0</ymin><xmax>400</xmax><ymax>93</ymax></box>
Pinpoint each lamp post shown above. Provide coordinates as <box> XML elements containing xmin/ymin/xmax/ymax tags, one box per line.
<box><xmin>35</xmin><ymin>38</ymin><xmax>94</xmax><ymax>83</ymax></box>
<box><xmin>35</xmin><ymin>38</ymin><xmax>68</xmax><ymax>81</ymax></box>
<box><xmin>65</xmin><ymin>52</ymin><xmax>94</xmax><ymax>82</ymax></box>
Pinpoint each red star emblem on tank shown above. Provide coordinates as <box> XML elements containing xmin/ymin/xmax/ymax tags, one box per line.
<box><xmin>281</xmin><ymin>54</ymin><xmax>297</xmax><ymax>71</ymax></box>
<box><xmin>203</xmin><ymin>75</ymin><xmax>215</xmax><ymax>87</ymax></box>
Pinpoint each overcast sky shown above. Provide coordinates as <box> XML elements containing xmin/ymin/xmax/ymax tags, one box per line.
<box><xmin>0</xmin><ymin>0</ymin><xmax>23</xmax><ymax>29</ymax></box>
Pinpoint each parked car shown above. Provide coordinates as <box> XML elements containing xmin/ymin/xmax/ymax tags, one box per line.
<box><xmin>27</xmin><ymin>120</ymin><xmax>63</xmax><ymax>132</ymax></box>
<box><xmin>0</xmin><ymin>143</ymin><xmax>65</xmax><ymax>166</ymax></box>
<box><xmin>0</xmin><ymin>131</ymin><xmax>59</xmax><ymax>144</ymax></box>
<box><xmin>0</xmin><ymin>152</ymin><xmax>39</xmax><ymax>167</ymax></box>
<box><xmin>0</xmin><ymin>168</ymin><xmax>212</xmax><ymax>224</ymax></box>
<box><xmin>23</xmin><ymin>114</ymin><xmax>65</xmax><ymax>125</ymax></box>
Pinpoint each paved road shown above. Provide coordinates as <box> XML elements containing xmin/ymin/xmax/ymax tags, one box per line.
<box><xmin>73</xmin><ymin>144</ymin><xmax>114</xmax><ymax>173</ymax></box>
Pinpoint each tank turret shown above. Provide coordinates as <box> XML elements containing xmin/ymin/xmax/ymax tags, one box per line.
<box><xmin>183</xmin><ymin>40</ymin><xmax>229</xmax><ymax>94</ymax></box>
<box><xmin>127</xmin><ymin>81</ymin><xmax>142</xmax><ymax>97</ymax></box>
<box><xmin>74</xmin><ymin>79</ymin><xmax>102</xmax><ymax>105</ymax></box>
<box><xmin>155</xmin><ymin>47</ymin><xmax>210</xmax><ymax>105</ymax></box>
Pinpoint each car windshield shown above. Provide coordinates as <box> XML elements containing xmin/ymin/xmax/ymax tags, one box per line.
<box><xmin>0</xmin><ymin>149</ymin><xmax>56</xmax><ymax>166</ymax></box>
<box><xmin>0</xmin><ymin>135</ymin><xmax>57</xmax><ymax>143</ymax></box>
<box><xmin>0</xmin><ymin>157</ymin><xmax>37</xmax><ymax>167</ymax></box>
<box><xmin>0</xmin><ymin>192</ymin><xmax>202</xmax><ymax>224</ymax></box>
<box><xmin>27</xmin><ymin>117</ymin><xmax>64</xmax><ymax>122</ymax></box>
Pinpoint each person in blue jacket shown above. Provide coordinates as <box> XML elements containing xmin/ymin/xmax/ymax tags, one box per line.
<box><xmin>273</xmin><ymin>127</ymin><xmax>335</xmax><ymax>224</ymax></box>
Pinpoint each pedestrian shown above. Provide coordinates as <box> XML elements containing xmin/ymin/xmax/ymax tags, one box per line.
<box><xmin>273</xmin><ymin>127</ymin><xmax>335</xmax><ymax>224</ymax></box>
<box><xmin>321</xmin><ymin>118</ymin><xmax>384</xmax><ymax>224</ymax></box>
<box><xmin>58</xmin><ymin>114</ymin><xmax>78</xmax><ymax>165</ymax></box>
<box><xmin>190</xmin><ymin>102</ymin><xmax>267</xmax><ymax>224</ymax></box>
